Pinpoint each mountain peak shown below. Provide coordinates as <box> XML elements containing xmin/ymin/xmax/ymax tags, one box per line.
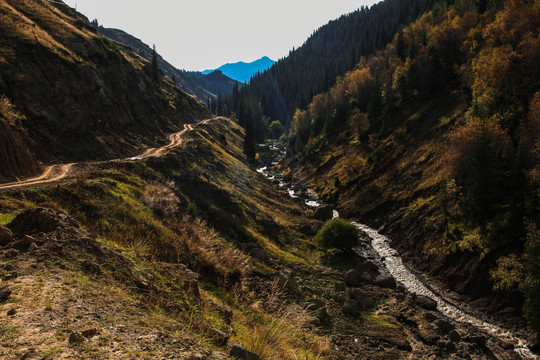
<box><xmin>202</xmin><ymin>56</ymin><xmax>275</xmax><ymax>83</ymax></box>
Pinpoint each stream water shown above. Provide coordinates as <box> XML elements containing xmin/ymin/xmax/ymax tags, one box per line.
<box><xmin>256</xmin><ymin>143</ymin><xmax>537</xmax><ymax>359</ymax></box>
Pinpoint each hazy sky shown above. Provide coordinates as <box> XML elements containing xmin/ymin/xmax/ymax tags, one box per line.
<box><xmin>63</xmin><ymin>0</ymin><xmax>378</xmax><ymax>71</ymax></box>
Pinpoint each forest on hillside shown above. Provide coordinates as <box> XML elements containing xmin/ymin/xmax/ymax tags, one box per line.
<box><xmin>283</xmin><ymin>0</ymin><xmax>540</xmax><ymax>330</ymax></box>
<box><xmin>226</xmin><ymin>0</ymin><xmax>437</xmax><ymax>125</ymax></box>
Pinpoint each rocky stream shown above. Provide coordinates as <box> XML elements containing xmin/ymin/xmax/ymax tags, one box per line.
<box><xmin>257</xmin><ymin>142</ymin><xmax>538</xmax><ymax>359</ymax></box>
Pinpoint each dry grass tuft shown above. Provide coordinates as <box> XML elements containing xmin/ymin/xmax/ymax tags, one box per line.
<box><xmin>178</xmin><ymin>216</ymin><xmax>249</xmax><ymax>282</ymax></box>
<box><xmin>0</xmin><ymin>95</ymin><xmax>19</xmax><ymax>124</ymax></box>
<box><xmin>142</xmin><ymin>180</ymin><xmax>180</xmax><ymax>218</ymax></box>
<box><xmin>234</xmin><ymin>281</ymin><xmax>330</xmax><ymax>360</ymax></box>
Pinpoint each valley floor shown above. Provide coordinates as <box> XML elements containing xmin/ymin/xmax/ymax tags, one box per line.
<box><xmin>0</xmin><ymin>117</ymin><xmax>535</xmax><ymax>359</ymax></box>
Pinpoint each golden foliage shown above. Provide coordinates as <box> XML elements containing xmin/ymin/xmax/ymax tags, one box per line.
<box><xmin>0</xmin><ymin>95</ymin><xmax>19</xmax><ymax>124</ymax></box>
<box><xmin>448</xmin><ymin>117</ymin><xmax>510</xmax><ymax>180</ymax></box>
<box><xmin>471</xmin><ymin>45</ymin><xmax>517</xmax><ymax>112</ymax></box>
<box><xmin>525</xmin><ymin>92</ymin><xmax>540</xmax><ymax>184</ymax></box>
<box><xmin>490</xmin><ymin>254</ymin><xmax>525</xmax><ymax>291</ymax></box>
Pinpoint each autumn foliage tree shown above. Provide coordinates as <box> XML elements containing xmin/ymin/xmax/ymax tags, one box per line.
<box><xmin>448</xmin><ymin>118</ymin><xmax>511</xmax><ymax>225</ymax></box>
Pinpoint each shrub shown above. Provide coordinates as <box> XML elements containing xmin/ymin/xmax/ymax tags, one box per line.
<box><xmin>315</xmin><ymin>219</ymin><xmax>359</xmax><ymax>251</ymax></box>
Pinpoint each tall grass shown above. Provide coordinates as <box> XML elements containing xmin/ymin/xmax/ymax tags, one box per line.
<box><xmin>234</xmin><ymin>281</ymin><xmax>330</xmax><ymax>360</ymax></box>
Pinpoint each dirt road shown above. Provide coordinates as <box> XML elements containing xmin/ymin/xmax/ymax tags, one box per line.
<box><xmin>0</xmin><ymin>163</ymin><xmax>76</xmax><ymax>191</ymax></box>
<box><xmin>134</xmin><ymin>124</ymin><xmax>194</xmax><ymax>159</ymax></box>
<box><xmin>0</xmin><ymin>119</ymin><xmax>211</xmax><ymax>191</ymax></box>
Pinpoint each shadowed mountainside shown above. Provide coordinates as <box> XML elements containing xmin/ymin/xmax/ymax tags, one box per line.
<box><xmin>97</xmin><ymin>26</ymin><xmax>238</xmax><ymax>102</ymax></box>
<box><xmin>0</xmin><ymin>0</ymin><xmax>209</xmax><ymax>180</ymax></box>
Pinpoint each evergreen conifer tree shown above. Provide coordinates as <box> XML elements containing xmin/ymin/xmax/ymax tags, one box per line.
<box><xmin>151</xmin><ymin>44</ymin><xmax>159</xmax><ymax>83</ymax></box>
<box><xmin>243</xmin><ymin>106</ymin><xmax>256</xmax><ymax>161</ymax></box>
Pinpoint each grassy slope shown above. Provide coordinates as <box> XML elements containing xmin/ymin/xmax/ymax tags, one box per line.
<box><xmin>0</xmin><ymin>0</ymin><xmax>209</xmax><ymax>169</ymax></box>
<box><xmin>0</xmin><ymin>118</ymin><xmax>330</xmax><ymax>359</ymax></box>
<box><xmin>0</xmin><ymin>117</ymin><xmax>515</xmax><ymax>359</ymax></box>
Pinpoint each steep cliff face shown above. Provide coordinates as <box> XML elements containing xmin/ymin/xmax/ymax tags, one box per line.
<box><xmin>0</xmin><ymin>115</ymin><xmax>40</xmax><ymax>182</ymax></box>
<box><xmin>0</xmin><ymin>0</ymin><xmax>209</xmax><ymax>166</ymax></box>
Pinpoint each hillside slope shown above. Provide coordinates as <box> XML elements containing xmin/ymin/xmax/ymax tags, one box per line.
<box><xmin>237</xmin><ymin>0</ymin><xmax>437</xmax><ymax>123</ymax></box>
<box><xmin>287</xmin><ymin>0</ymin><xmax>540</xmax><ymax>331</ymax></box>
<box><xmin>97</xmin><ymin>26</ymin><xmax>237</xmax><ymax>102</ymax></box>
<box><xmin>0</xmin><ymin>0</ymin><xmax>209</xmax><ymax>178</ymax></box>
<box><xmin>187</xmin><ymin>70</ymin><xmax>238</xmax><ymax>99</ymax></box>
<box><xmin>1</xmin><ymin>117</ymin><xmax>517</xmax><ymax>359</ymax></box>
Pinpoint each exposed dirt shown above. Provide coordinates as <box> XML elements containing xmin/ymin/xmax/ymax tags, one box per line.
<box><xmin>0</xmin><ymin>119</ymin><xmax>215</xmax><ymax>191</ymax></box>
<box><xmin>0</xmin><ymin>208</ymin><xmax>231</xmax><ymax>359</ymax></box>
<box><xmin>0</xmin><ymin>163</ymin><xmax>75</xmax><ymax>191</ymax></box>
<box><xmin>137</xmin><ymin>124</ymin><xmax>194</xmax><ymax>159</ymax></box>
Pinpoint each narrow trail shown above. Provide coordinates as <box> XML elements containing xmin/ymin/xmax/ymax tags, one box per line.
<box><xmin>0</xmin><ymin>119</ymin><xmax>213</xmax><ymax>191</ymax></box>
<box><xmin>131</xmin><ymin>124</ymin><xmax>194</xmax><ymax>160</ymax></box>
<box><xmin>0</xmin><ymin>163</ymin><xmax>75</xmax><ymax>190</ymax></box>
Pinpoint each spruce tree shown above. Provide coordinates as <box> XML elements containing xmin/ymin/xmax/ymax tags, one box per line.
<box><xmin>151</xmin><ymin>44</ymin><xmax>159</xmax><ymax>83</ymax></box>
<box><xmin>243</xmin><ymin>106</ymin><xmax>256</xmax><ymax>161</ymax></box>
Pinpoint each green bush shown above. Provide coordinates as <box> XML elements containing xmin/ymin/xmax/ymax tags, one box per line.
<box><xmin>315</xmin><ymin>218</ymin><xmax>359</xmax><ymax>251</ymax></box>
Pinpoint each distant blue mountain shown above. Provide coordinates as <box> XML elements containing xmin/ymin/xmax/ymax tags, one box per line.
<box><xmin>202</xmin><ymin>56</ymin><xmax>275</xmax><ymax>83</ymax></box>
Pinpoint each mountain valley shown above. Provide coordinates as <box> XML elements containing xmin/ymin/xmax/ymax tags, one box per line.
<box><xmin>0</xmin><ymin>0</ymin><xmax>539</xmax><ymax>359</ymax></box>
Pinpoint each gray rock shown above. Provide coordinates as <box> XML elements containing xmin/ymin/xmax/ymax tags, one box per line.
<box><xmin>306</xmin><ymin>298</ymin><xmax>326</xmax><ymax>311</ymax></box>
<box><xmin>313</xmin><ymin>206</ymin><xmax>333</xmax><ymax>221</ymax></box>
<box><xmin>276</xmin><ymin>271</ymin><xmax>297</xmax><ymax>291</ymax></box>
<box><xmin>183</xmin><ymin>279</ymin><xmax>200</xmax><ymax>299</ymax></box>
<box><xmin>528</xmin><ymin>332</ymin><xmax>540</xmax><ymax>353</ymax></box>
<box><xmin>0</xmin><ymin>225</ymin><xmax>13</xmax><ymax>246</ymax></box>
<box><xmin>8</xmin><ymin>207</ymin><xmax>77</xmax><ymax>236</ymax></box>
<box><xmin>448</xmin><ymin>330</ymin><xmax>461</xmax><ymax>342</ymax></box>
<box><xmin>333</xmin><ymin>292</ymin><xmax>346</xmax><ymax>303</ymax></box>
<box><xmin>334</xmin><ymin>281</ymin><xmax>346</xmax><ymax>291</ymax></box>
<box><xmin>342</xmin><ymin>299</ymin><xmax>359</xmax><ymax>317</ymax></box>
<box><xmin>343</xmin><ymin>269</ymin><xmax>363</xmax><ymax>287</ymax></box>
<box><xmin>3</xmin><ymin>248</ymin><xmax>19</xmax><ymax>258</ymax></box>
<box><xmin>415</xmin><ymin>295</ymin><xmax>437</xmax><ymax>310</ymax></box>
<box><xmin>2</xmin><ymin>271</ymin><xmax>18</xmax><ymax>280</ymax></box>
<box><xmin>230</xmin><ymin>345</ymin><xmax>260</xmax><ymax>360</ymax></box>
<box><xmin>374</xmin><ymin>275</ymin><xmax>396</xmax><ymax>288</ymax></box>
<box><xmin>68</xmin><ymin>331</ymin><xmax>84</xmax><ymax>344</ymax></box>
<box><xmin>0</xmin><ymin>285</ymin><xmax>11</xmax><ymax>301</ymax></box>
<box><xmin>442</xmin><ymin>340</ymin><xmax>456</xmax><ymax>353</ymax></box>
<box><xmin>250</xmin><ymin>247</ymin><xmax>267</xmax><ymax>261</ymax></box>
<box><xmin>214</xmin><ymin>302</ymin><xmax>233</xmax><ymax>325</ymax></box>
<box><xmin>434</xmin><ymin>319</ymin><xmax>454</xmax><ymax>334</ymax></box>
<box><xmin>20</xmin><ymin>350</ymin><xmax>43</xmax><ymax>360</ymax></box>
<box><xmin>423</xmin><ymin>312</ymin><xmax>437</xmax><ymax>322</ymax></box>
<box><xmin>467</xmin><ymin>335</ymin><xmax>486</xmax><ymax>347</ymax></box>
<box><xmin>81</xmin><ymin>328</ymin><xmax>98</xmax><ymax>338</ymax></box>
<box><xmin>418</xmin><ymin>324</ymin><xmax>439</xmax><ymax>344</ymax></box>
<box><xmin>347</xmin><ymin>288</ymin><xmax>373</xmax><ymax>308</ymax></box>
<box><xmin>12</xmin><ymin>235</ymin><xmax>36</xmax><ymax>250</ymax></box>
<box><xmin>209</xmin><ymin>327</ymin><xmax>231</xmax><ymax>346</ymax></box>
<box><xmin>359</xmin><ymin>271</ymin><xmax>375</xmax><ymax>284</ymax></box>
<box><xmin>362</xmin><ymin>260</ymin><xmax>379</xmax><ymax>272</ymax></box>
<box><xmin>313</xmin><ymin>307</ymin><xmax>330</xmax><ymax>327</ymax></box>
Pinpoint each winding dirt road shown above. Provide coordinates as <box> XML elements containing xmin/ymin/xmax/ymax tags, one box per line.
<box><xmin>0</xmin><ymin>163</ymin><xmax>76</xmax><ymax>190</ymax></box>
<box><xmin>0</xmin><ymin>119</ymin><xmax>211</xmax><ymax>191</ymax></box>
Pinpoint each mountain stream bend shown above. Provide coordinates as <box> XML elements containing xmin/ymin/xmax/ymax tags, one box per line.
<box><xmin>257</xmin><ymin>143</ymin><xmax>537</xmax><ymax>359</ymax></box>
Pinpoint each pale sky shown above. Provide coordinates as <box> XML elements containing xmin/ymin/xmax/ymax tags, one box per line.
<box><xmin>63</xmin><ymin>0</ymin><xmax>378</xmax><ymax>71</ymax></box>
